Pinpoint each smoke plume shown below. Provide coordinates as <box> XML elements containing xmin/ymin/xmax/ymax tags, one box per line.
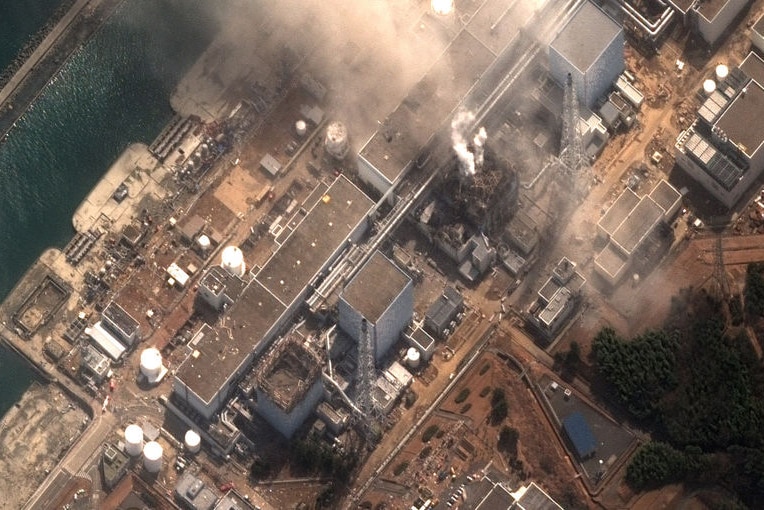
<box><xmin>452</xmin><ymin>110</ymin><xmax>476</xmax><ymax>176</ymax></box>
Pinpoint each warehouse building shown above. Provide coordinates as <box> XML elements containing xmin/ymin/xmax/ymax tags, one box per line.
<box><xmin>339</xmin><ymin>251</ymin><xmax>413</xmax><ymax>363</ymax></box>
<box><xmin>668</xmin><ymin>0</ymin><xmax>749</xmax><ymax>47</ymax></box>
<box><xmin>548</xmin><ymin>1</ymin><xmax>624</xmax><ymax>109</ymax></box>
<box><xmin>675</xmin><ymin>52</ymin><xmax>764</xmax><ymax>209</ymax></box>
<box><xmin>425</xmin><ymin>286</ymin><xmax>464</xmax><ymax>338</ymax></box>
<box><xmin>528</xmin><ymin>257</ymin><xmax>586</xmax><ymax>339</ymax></box>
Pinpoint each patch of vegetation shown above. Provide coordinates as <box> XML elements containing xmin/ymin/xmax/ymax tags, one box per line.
<box><xmin>479</xmin><ymin>386</ymin><xmax>491</xmax><ymax>398</ymax></box>
<box><xmin>419</xmin><ymin>446</ymin><xmax>432</xmax><ymax>459</ymax></box>
<box><xmin>479</xmin><ymin>363</ymin><xmax>491</xmax><ymax>375</ymax></box>
<box><xmin>592</xmin><ymin>327</ymin><xmax>678</xmax><ymax>419</ymax></box>
<box><xmin>490</xmin><ymin>388</ymin><xmax>509</xmax><ymax>425</ymax></box>
<box><xmin>498</xmin><ymin>426</ymin><xmax>519</xmax><ymax>456</ymax></box>
<box><xmin>393</xmin><ymin>461</ymin><xmax>409</xmax><ymax>476</ymax></box>
<box><xmin>455</xmin><ymin>387</ymin><xmax>471</xmax><ymax>404</ymax></box>
<box><xmin>460</xmin><ymin>403</ymin><xmax>472</xmax><ymax>414</ymax></box>
<box><xmin>422</xmin><ymin>424</ymin><xmax>440</xmax><ymax>443</ymax></box>
<box><xmin>745</xmin><ymin>262</ymin><xmax>764</xmax><ymax>318</ymax></box>
<box><xmin>290</xmin><ymin>438</ymin><xmax>357</xmax><ymax>479</ymax></box>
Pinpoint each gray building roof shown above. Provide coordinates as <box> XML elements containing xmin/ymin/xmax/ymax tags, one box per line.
<box><xmin>425</xmin><ymin>286</ymin><xmax>464</xmax><ymax>335</ymax></box>
<box><xmin>549</xmin><ymin>1</ymin><xmax>622</xmax><ymax>73</ymax></box>
<box><xmin>341</xmin><ymin>251</ymin><xmax>411</xmax><ymax>323</ymax></box>
<box><xmin>715</xmin><ymin>81</ymin><xmax>764</xmax><ymax>159</ymax></box>
<box><xmin>611</xmin><ymin>196</ymin><xmax>664</xmax><ymax>256</ymax></box>
<box><xmin>598</xmin><ymin>188</ymin><xmax>640</xmax><ymax>237</ymax></box>
<box><xmin>175</xmin><ymin>472</ymin><xmax>218</xmax><ymax>510</ymax></box>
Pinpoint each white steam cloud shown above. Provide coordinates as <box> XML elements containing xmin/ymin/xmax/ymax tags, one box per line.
<box><xmin>451</xmin><ymin>110</ymin><xmax>488</xmax><ymax>177</ymax></box>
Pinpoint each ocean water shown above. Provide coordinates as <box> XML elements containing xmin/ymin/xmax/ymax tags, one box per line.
<box><xmin>0</xmin><ymin>0</ymin><xmax>64</xmax><ymax>73</ymax></box>
<box><xmin>0</xmin><ymin>0</ymin><xmax>219</xmax><ymax>417</ymax></box>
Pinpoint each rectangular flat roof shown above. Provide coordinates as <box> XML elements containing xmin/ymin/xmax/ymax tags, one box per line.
<box><xmin>341</xmin><ymin>251</ymin><xmax>410</xmax><ymax>323</ymax></box>
<box><xmin>739</xmin><ymin>52</ymin><xmax>764</xmax><ymax>89</ymax></box>
<box><xmin>595</xmin><ymin>242</ymin><xmax>629</xmax><ymax>280</ymax></box>
<box><xmin>516</xmin><ymin>482</ymin><xmax>564</xmax><ymax>510</ymax></box>
<box><xmin>649</xmin><ymin>179</ymin><xmax>681</xmax><ymax>214</ymax></box>
<box><xmin>695</xmin><ymin>0</ymin><xmax>732</xmax><ymax>21</ymax></box>
<box><xmin>550</xmin><ymin>1</ymin><xmax>622</xmax><ymax>73</ymax></box>
<box><xmin>715</xmin><ymin>81</ymin><xmax>764</xmax><ymax>159</ymax></box>
<box><xmin>256</xmin><ymin>176</ymin><xmax>373</xmax><ymax>305</ymax></box>
<box><xmin>755</xmin><ymin>13</ymin><xmax>764</xmax><ymax>38</ymax></box>
<box><xmin>598</xmin><ymin>188</ymin><xmax>640</xmax><ymax>237</ymax></box>
<box><xmin>359</xmin><ymin>30</ymin><xmax>494</xmax><ymax>182</ymax></box>
<box><xmin>475</xmin><ymin>483</ymin><xmax>513</xmax><ymax>510</ymax></box>
<box><xmin>537</xmin><ymin>287</ymin><xmax>573</xmax><ymax>328</ymax></box>
<box><xmin>177</xmin><ymin>281</ymin><xmax>286</xmax><ymax>404</ymax></box>
<box><xmin>611</xmin><ymin>196</ymin><xmax>664</xmax><ymax>255</ymax></box>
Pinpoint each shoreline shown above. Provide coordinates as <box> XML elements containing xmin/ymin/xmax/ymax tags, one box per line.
<box><xmin>0</xmin><ymin>0</ymin><xmax>125</xmax><ymax>144</ymax></box>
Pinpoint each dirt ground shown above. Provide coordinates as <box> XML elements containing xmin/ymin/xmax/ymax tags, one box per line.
<box><xmin>0</xmin><ymin>382</ymin><xmax>89</xmax><ymax>510</ymax></box>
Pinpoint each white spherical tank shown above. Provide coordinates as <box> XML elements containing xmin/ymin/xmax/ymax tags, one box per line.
<box><xmin>124</xmin><ymin>424</ymin><xmax>144</xmax><ymax>457</ymax></box>
<box><xmin>295</xmin><ymin>119</ymin><xmax>307</xmax><ymax>137</ymax></box>
<box><xmin>221</xmin><ymin>246</ymin><xmax>246</xmax><ymax>277</ymax></box>
<box><xmin>185</xmin><ymin>429</ymin><xmax>201</xmax><ymax>454</ymax></box>
<box><xmin>406</xmin><ymin>347</ymin><xmax>421</xmax><ymax>369</ymax></box>
<box><xmin>703</xmin><ymin>79</ymin><xmax>716</xmax><ymax>95</ymax></box>
<box><xmin>143</xmin><ymin>441</ymin><xmax>163</xmax><ymax>473</ymax></box>
<box><xmin>324</xmin><ymin>121</ymin><xmax>349</xmax><ymax>160</ymax></box>
<box><xmin>716</xmin><ymin>64</ymin><xmax>729</xmax><ymax>82</ymax></box>
<box><xmin>140</xmin><ymin>348</ymin><xmax>163</xmax><ymax>380</ymax></box>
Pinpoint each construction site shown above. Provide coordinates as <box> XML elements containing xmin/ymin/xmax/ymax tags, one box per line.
<box><xmin>3</xmin><ymin>0</ymin><xmax>764</xmax><ymax>508</ymax></box>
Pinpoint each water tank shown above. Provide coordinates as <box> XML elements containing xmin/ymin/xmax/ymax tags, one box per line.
<box><xmin>324</xmin><ymin>121</ymin><xmax>349</xmax><ymax>160</ymax></box>
<box><xmin>716</xmin><ymin>64</ymin><xmax>729</xmax><ymax>82</ymax></box>
<box><xmin>295</xmin><ymin>120</ymin><xmax>307</xmax><ymax>137</ymax></box>
<box><xmin>221</xmin><ymin>246</ymin><xmax>246</xmax><ymax>277</ymax></box>
<box><xmin>124</xmin><ymin>424</ymin><xmax>144</xmax><ymax>457</ymax></box>
<box><xmin>197</xmin><ymin>234</ymin><xmax>211</xmax><ymax>251</ymax></box>
<box><xmin>143</xmin><ymin>441</ymin><xmax>163</xmax><ymax>473</ymax></box>
<box><xmin>703</xmin><ymin>79</ymin><xmax>716</xmax><ymax>95</ymax></box>
<box><xmin>185</xmin><ymin>429</ymin><xmax>201</xmax><ymax>454</ymax></box>
<box><xmin>140</xmin><ymin>348</ymin><xmax>163</xmax><ymax>380</ymax></box>
<box><xmin>406</xmin><ymin>347</ymin><xmax>421</xmax><ymax>369</ymax></box>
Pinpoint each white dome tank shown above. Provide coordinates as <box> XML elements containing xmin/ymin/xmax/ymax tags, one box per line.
<box><xmin>295</xmin><ymin>120</ymin><xmax>307</xmax><ymax>137</ymax></box>
<box><xmin>143</xmin><ymin>441</ymin><xmax>163</xmax><ymax>473</ymax></box>
<box><xmin>324</xmin><ymin>121</ymin><xmax>349</xmax><ymax>160</ymax></box>
<box><xmin>197</xmin><ymin>234</ymin><xmax>211</xmax><ymax>251</ymax></box>
<box><xmin>124</xmin><ymin>424</ymin><xmax>144</xmax><ymax>457</ymax></box>
<box><xmin>406</xmin><ymin>347</ymin><xmax>421</xmax><ymax>369</ymax></box>
<box><xmin>716</xmin><ymin>64</ymin><xmax>729</xmax><ymax>82</ymax></box>
<box><xmin>140</xmin><ymin>348</ymin><xmax>163</xmax><ymax>380</ymax></box>
<box><xmin>185</xmin><ymin>429</ymin><xmax>201</xmax><ymax>454</ymax></box>
<box><xmin>221</xmin><ymin>246</ymin><xmax>246</xmax><ymax>277</ymax></box>
<box><xmin>431</xmin><ymin>0</ymin><xmax>455</xmax><ymax>15</ymax></box>
<box><xmin>703</xmin><ymin>79</ymin><xmax>716</xmax><ymax>95</ymax></box>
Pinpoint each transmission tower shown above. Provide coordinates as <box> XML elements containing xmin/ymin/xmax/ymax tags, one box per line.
<box><xmin>559</xmin><ymin>73</ymin><xmax>590</xmax><ymax>192</ymax></box>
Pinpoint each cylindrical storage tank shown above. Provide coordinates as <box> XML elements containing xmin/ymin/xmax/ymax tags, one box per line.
<box><xmin>197</xmin><ymin>234</ymin><xmax>211</xmax><ymax>251</ymax></box>
<box><xmin>185</xmin><ymin>429</ymin><xmax>201</xmax><ymax>454</ymax></box>
<box><xmin>716</xmin><ymin>64</ymin><xmax>729</xmax><ymax>82</ymax></box>
<box><xmin>406</xmin><ymin>347</ymin><xmax>421</xmax><ymax>369</ymax></box>
<box><xmin>124</xmin><ymin>424</ymin><xmax>144</xmax><ymax>457</ymax></box>
<box><xmin>324</xmin><ymin>121</ymin><xmax>349</xmax><ymax>160</ymax></box>
<box><xmin>221</xmin><ymin>246</ymin><xmax>246</xmax><ymax>277</ymax></box>
<box><xmin>143</xmin><ymin>441</ymin><xmax>163</xmax><ymax>473</ymax></box>
<box><xmin>140</xmin><ymin>348</ymin><xmax>163</xmax><ymax>380</ymax></box>
<box><xmin>295</xmin><ymin>120</ymin><xmax>307</xmax><ymax>137</ymax></box>
<box><xmin>431</xmin><ymin>0</ymin><xmax>455</xmax><ymax>15</ymax></box>
<box><xmin>703</xmin><ymin>79</ymin><xmax>716</xmax><ymax>95</ymax></box>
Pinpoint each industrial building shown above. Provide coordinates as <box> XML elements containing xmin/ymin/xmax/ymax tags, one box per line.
<box><xmin>254</xmin><ymin>335</ymin><xmax>324</xmax><ymax>439</ymax></box>
<box><xmin>173</xmin><ymin>176</ymin><xmax>373</xmax><ymax>421</ymax></box>
<box><xmin>528</xmin><ymin>257</ymin><xmax>586</xmax><ymax>339</ymax></box>
<box><xmin>667</xmin><ymin>0</ymin><xmax>748</xmax><ymax>46</ymax></box>
<box><xmin>175</xmin><ymin>472</ymin><xmax>218</xmax><ymax>510</ymax></box>
<box><xmin>356</xmin><ymin>29</ymin><xmax>495</xmax><ymax>198</ymax></box>
<box><xmin>473</xmin><ymin>479</ymin><xmax>563</xmax><ymax>510</ymax></box>
<box><xmin>425</xmin><ymin>286</ymin><xmax>464</xmax><ymax>338</ymax></box>
<box><xmin>675</xmin><ymin>52</ymin><xmax>764</xmax><ymax>208</ymax></box>
<box><xmin>339</xmin><ymin>251</ymin><xmax>413</xmax><ymax>362</ymax></box>
<box><xmin>548</xmin><ymin>1</ymin><xmax>625</xmax><ymax>109</ymax></box>
<box><xmin>595</xmin><ymin>179</ymin><xmax>681</xmax><ymax>284</ymax></box>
